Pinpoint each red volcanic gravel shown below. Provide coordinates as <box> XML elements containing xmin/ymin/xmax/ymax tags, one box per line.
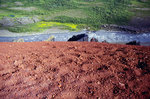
<box><xmin>0</xmin><ymin>42</ymin><xmax>150</xmax><ymax>99</ymax></box>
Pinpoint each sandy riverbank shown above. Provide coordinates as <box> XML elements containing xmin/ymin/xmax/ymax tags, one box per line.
<box><xmin>0</xmin><ymin>27</ymin><xmax>70</xmax><ymax>37</ymax></box>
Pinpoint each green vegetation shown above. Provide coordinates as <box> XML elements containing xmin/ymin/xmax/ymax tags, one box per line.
<box><xmin>7</xmin><ymin>21</ymin><xmax>79</xmax><ymax>33</ymax></box>
<box><xmin>131</xmin><ymin>0</ymin><xmax>150</xmax><ymax>8</ymax></box>
<box><xmin>0</xmin><ymin>0</ymin><xmax>149</xmax><ymax>33</ymax></box>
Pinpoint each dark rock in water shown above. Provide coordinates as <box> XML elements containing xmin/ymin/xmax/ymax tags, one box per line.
<box><xmin>90</xmin><ymin>38</ymin><xmax>98</xmax><ymax>42</ymax></box>
<box><xmin>102</xmin><ymin>40</ymin><xmax>108</xmax><ymax>43</ymax></box>
<box><xmin>126</xmin><ymin>41</ymin><xmax>140</xmax><ymax>45</ymax></box>
<box><xmin>68</xmin><ymin>34</ymin><xmax>88</xmax><ymax>41</ymax></box>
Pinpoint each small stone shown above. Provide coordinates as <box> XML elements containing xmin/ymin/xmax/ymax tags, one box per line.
<box><xmin>134</xmin><ymin>69</ymin><xmax>142</xmax><ymax>76</ymax></box>
<box><xmin>119</xmin><ymin>82</ymin><xmax>125</xmax><ymax>89</ymax></box>
<box><xmin>58</xmin><ymin>84</ymin><xmax>62</xmax><ymax>88</ymax></box>
<box><xmin>42</xmin><ymin>46</ymin><xmax>46</xmax><ymax>48</ymax></box>
<box><xmin>14</xmin><ymin>60</ymin><xmax>22</xmax><ymax>66</ymax></box>
<box><xmin>97</xmin><ymin>81</ymin><xmax>100</xmax><ymax>85</ymax></box>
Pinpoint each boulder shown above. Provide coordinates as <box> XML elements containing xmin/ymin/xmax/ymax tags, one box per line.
<box><xmin>90</xmin><ymin>37</ymin><xmax>98</xmax><ymax>42</ymax></box>
<box><xmin>68</xmin><ymin>34</ymin><xmax>88</xmax><ymax>41</ymax></box>
<box><xmin>126</xmin><ymin>41</ymin><xmax>140</xmax><ymax>45</ymax></box>
<box><xmin>102</xmin><ymin>40</ymin><xmax>108</xmax><ymax>43</ymax></box>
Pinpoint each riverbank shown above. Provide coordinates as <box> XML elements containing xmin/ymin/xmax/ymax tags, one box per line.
<box><xmin>0</xmin><ymin>27</ymin><xmax>70</xmax><ymax>37</ymax></box>
<box><xmin>0</xmin><ymin>42</ymin><xmax>150</xmax><ymax>99</ymax></box>
<box><xmin>101</xmin><ymin>22</ymin><xmax>150</xmax><ymax>34</ymax></box>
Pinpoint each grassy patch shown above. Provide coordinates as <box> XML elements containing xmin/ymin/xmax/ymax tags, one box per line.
<box><xmin>44</xmin><ymin>9</ymin><xmax>88</xmax><ymax>20</ymax></box>
<box><xmin>76</xmin><ymin>1</ymin><xmax>103</xmax><ymax>8</ymax></box>
<box><xmin>7</xmin><ymin>21</ymin><xmax>80</xmax><ymax>33</ymax></box>
<box><xmin>0</xmin><ymin>8</ymin><xmax>26</xmax><ymax>19</ymax></box>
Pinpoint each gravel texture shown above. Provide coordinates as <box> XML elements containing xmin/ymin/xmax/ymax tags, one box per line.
<box><xmin>0</xmin><ymin>42</ymin><xmax>150</xmax><ymax>99</ymax></box>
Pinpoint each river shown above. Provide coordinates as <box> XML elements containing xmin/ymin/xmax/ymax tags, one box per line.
<box><xmin>0</xmin><ymin>30</ymin><xmax>150</xmax><ymax>46</ymax></box>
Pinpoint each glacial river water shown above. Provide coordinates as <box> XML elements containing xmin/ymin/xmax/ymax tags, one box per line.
<box><xmin>0</xmin><ymin>30</ymin><xmax>150</xmax><ymax>46</ymax></box>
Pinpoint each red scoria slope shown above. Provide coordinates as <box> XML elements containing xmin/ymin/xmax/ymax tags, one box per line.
<box><xmin>0</xmin><ymin>42</ymin><xmax>150</xmax><ymax>99</ymax></box>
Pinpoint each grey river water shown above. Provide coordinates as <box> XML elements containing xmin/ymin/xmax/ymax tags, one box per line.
<box><xmin>0</xmin><ymin>30</ymin><xmax>150</xmax><ymax>46</ymax></box>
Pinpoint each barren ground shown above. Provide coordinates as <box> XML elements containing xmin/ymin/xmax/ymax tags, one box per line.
<box><xmin>0</xmin><ymin>42</ymin><xmax>150</xmax><ymax>99</ymax></box>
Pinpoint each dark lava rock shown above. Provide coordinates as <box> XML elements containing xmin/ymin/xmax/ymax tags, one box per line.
<box><xmin>68</xmin><ymin>34</ymin><xmax>88</xmax><ymax>41</ymax></box>
<box><xmin>137</xmin><ymin>61</ymin><xmax>148</xmax><ymax>70</ymax></box>
<box><xmin>126</xmin><ymin>41</ymin><xmax>140</xmax><ymax>45</ymax></box>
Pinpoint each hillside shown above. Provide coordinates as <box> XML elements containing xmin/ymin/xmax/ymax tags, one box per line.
<box><xmin>0</xmin><ymin>1</ymin><xmax>150</xmax><ymax>99</ymax></box>
<box><xmin>0</xmin><ymin>42</ymin><xmax>150</xmax><ymax>98</ymax></box>
<box><xmin>0</xmin><ymin>0</ymin><xmax>150</xmax><ymax>33</ymax></box>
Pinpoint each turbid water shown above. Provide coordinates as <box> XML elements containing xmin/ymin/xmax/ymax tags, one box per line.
<box><xmin>0</xmin><ymin>30</ymin><xmax>150</xmax><ymax>46</ymax></box>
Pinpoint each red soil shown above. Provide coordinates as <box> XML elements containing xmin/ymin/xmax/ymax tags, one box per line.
<box><xmin>0</xmin><ymin>42</ymin><xmax>150</xmax><ymax>99</ymax></box>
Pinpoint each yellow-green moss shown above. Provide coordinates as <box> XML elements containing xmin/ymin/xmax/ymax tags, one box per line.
<box><xmin>36</xmin><ymin>21</ymin><xmax>78</xmax><ymax>29</ymax></box>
